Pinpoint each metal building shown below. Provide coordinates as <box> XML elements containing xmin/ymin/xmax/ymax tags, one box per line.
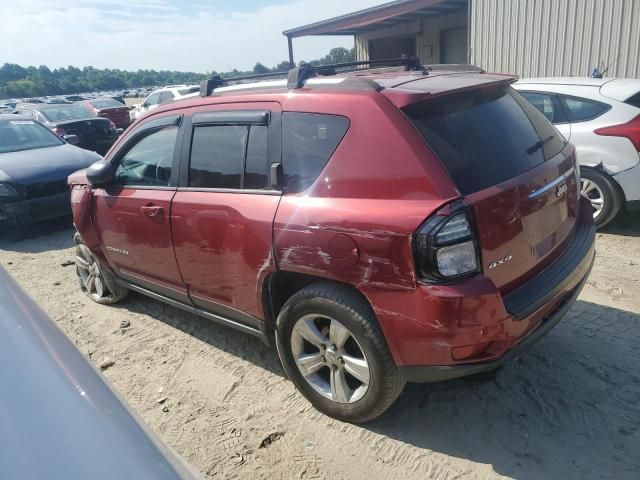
<box><xmin>283</xmin><ymin>0</ymin><xmax>640</xmax><ymax>78</ymax></box>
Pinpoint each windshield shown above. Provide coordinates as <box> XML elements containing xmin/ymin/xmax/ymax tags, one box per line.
<box><xmin>0</xmin><ymin>119</ymin><xmax>63</xmax><ymax>153</ymax></box>
<box><xmin>40</xmin><ymin>105</ymin><xmax>93</xmax><ymax>122</ymax></box>
<box><xmin>91</xmin><ymin>98</ymin><xmax>124</xmax><ymax>109</ymax></box>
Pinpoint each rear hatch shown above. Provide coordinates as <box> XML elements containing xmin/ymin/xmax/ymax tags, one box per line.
<box><xmin>57</xmin><ymin>118</ymin><xmax>114</xmax><ymax>149</ymax></box>
<box><xmin>404</xmin><ymin>82</ymin><xmax>579</xmax><ymax>293</ymax></box>
<box><xmin>97</xmin><ymin>106</ymin><xmax>130</xmax><ymax>125</ymax></box>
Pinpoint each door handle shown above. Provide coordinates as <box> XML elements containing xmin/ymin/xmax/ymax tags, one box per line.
<box><xmin>140</xmin><ymin>205</ymin><xmax>164</xmax><ymax>217</ymax></box>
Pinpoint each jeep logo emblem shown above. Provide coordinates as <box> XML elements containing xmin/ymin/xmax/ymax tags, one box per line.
<box><xmin>556</xmin><ymin>182</ymin><xmax>568</xmax><ymax>197</ymax></box>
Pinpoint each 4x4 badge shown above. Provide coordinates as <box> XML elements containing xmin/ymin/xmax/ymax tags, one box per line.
<box><xmin>488</xmin><ymin>254</ymin><xmax>513</xmax><ymax>270</ymax></box>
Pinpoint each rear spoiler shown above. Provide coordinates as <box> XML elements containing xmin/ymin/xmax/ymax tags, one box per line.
<box><xmin>383</xmin><ymin>73</ymin><xmax>519</xmax><ymax>109</ymax></box>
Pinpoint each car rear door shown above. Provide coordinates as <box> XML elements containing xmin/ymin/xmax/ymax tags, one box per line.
<box><xmin>171</xmin><ymin>102</ymin><xmax>282</xmax><ymax>326</ymax></box>
<box><xmin>91</xmin><ymin>114</ymin><xmax>188</xmax><ymax>301</ymax></box>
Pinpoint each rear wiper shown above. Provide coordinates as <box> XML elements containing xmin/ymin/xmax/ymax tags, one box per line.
<box><xmin>527</xmin><ymin>135</ymin><xmax>554</xmax><ymax>155</ymax></box>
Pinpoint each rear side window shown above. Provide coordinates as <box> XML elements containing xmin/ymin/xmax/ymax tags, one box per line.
<box><xmin>282</xmin><ymin>112</ymin><xmax>349</xmax><ymax>193</ymax></box>
<box><xmin>405</xmin><ymin>86</ymin><xmax>567</xmax><ymax>195</ymax></box>
<box><xmin>519</xmin><ymin>92</ymin><xmax>569</xmax><ymax>123</ymax></box>
<box><xmin>560</xmin><ymin>96</ymin><xmax>610</xmax><ymax>122</ymax></box>
<box><xmin>625</xmin><ymin>92</ymin><xmax>640</xmax><ymax>109</ymax></box>
<box><xmin>189</xmin><ymin>124</ymin><xmax>269</xmax><ymax>190</ymax></box>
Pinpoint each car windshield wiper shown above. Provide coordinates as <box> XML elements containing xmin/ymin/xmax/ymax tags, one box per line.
<box><xmin>526</xmin><ymin>135</ymin><xmax>554</xmax><ymax>155</ymax></box>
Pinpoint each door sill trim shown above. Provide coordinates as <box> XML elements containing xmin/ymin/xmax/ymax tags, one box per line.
<box><xmin>113</xmin><ymin>277</ymin><xmax>269</xmax><ymax>344</ymax></box>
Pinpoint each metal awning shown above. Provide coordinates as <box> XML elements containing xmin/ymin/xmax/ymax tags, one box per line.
<box><xmin>283</xmin><ymin>0</ymin><xmax>468</xmax><ymax>37</ymax></box>
<box><xmin>283</xmin><ymin>0</ymin><xmax>468</xmax><ymax>66</ymax></box>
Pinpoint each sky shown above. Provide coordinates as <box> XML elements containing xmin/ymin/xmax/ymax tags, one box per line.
<box><xmin>1</xmin><ymin>0</ymin><xmax>388</xmax><ymax>72</ymax></box>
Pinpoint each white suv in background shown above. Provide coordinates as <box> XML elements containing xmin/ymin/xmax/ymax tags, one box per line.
<box><xmin>514</xmin><ymin>78</ymin><xmax>640</xmax><ymax>228</ymax></box>
<box><xmin>130</xmin><ymin>85</ymin><xmax>200</xmax><ymax>121</ymax></box>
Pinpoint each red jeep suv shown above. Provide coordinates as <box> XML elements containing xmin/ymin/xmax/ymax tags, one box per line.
<box><xmin>69</xmin><ymin>59</ymin><xmax>596</xmax><ymax>422</ymax></box>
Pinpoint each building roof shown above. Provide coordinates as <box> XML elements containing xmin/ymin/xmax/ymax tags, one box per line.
<box><xmin>283</xmin><ymin>0</ymin><xmax>468</xmax><ymax>38</ymax></box>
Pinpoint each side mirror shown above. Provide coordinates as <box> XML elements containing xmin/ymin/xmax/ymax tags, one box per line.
<box><xmin>86</xmin><ymin>160</ymin><xmax>116</xmax><ymax>187</ymax></box>
<box><xmin>116</xmin><ymin>128</ymin><xmax>124</xmax><ymax>136</ymax></box>
<box><xmin>63</xmin><ymin>134</ymin><xmax>79</xmax><ymax>146</ymax></box>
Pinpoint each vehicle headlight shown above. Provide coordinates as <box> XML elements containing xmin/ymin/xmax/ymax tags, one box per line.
<box><xmin>0</xmin><ymin>183</ymin><xmax>19</xmax><ymax>197</ymax></box>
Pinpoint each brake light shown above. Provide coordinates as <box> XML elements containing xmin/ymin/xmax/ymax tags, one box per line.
<box><xmin>51</xmin><ymin>127</ymin><xmax>66</xmax><ymax>137</ymax></box>
<box><xmin>594</xmin><ymin>115</ymin><xmax>640</xmax><ymax>151</ymax></box>
<box><xmin>414</xmin><ymin>201</ymin><xmax>480</xmax><ymax>282</ymax></box>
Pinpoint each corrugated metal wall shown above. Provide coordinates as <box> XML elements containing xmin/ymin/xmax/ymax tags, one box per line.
<box><xmin>470</xmin><ymin>0</ymin><xmax>640</xmax><ymax>78</ymax></box>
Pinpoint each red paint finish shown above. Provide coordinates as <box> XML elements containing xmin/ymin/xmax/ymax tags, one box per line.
<box><xmin>171</xmin><ymin>191</ymin><xmax>280</xmax><ymax>319</ymax></box>
<box><xmin>91</xmin><ymin>188</ymin><xmax>185</xmax><ymax>294</ymax></box>
<box><xmin>82</xmin><ymin>101</ymin><xmax>131</xmax><ymax>129</ymax></box>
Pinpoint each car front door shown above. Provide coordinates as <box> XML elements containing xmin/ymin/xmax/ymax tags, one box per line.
<box><xmin>92</xmin><ymin>114</ymin><xmax>188</xmax><ymax>302</ymax></box>
<box><xmin>171</xmin><ymin>103</ymin><xmax>283</xmax><ymax>328</ymax></box>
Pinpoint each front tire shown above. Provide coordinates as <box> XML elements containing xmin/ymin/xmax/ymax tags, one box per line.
<box><xmin>581</xmin><ymin>168</ymin><xmax>623</xmax><ymax>229</ymax></box>
<box><xmin>74</xmin><ymin>233</ymin><xmax>128</xmax><ymax>305</ymax></box>
<box><xmin>275</xmin><ymin>282</ymin><xmax>405</xmax><ymax>423</ymax></box>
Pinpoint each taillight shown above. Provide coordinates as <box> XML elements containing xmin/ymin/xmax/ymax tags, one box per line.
<box><xmin>51</xmin><ymin>127</ymin><xmax>66</xmax><ymax>137</ymax></box>
<box><xmin>594</xmin><ymin>115</ymin><xmax>640</xmax><ymax>151</ymax></box>
<box><xmin>414</xmin><ymin>200</ymin><xmax>481</xmax><ymax>283</ymax></box>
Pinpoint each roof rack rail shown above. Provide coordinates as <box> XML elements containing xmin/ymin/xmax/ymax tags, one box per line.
<box><xmin>200</xmin><ymin>55</ymin><xmax>426</xmax><ymax>96</ymax></box>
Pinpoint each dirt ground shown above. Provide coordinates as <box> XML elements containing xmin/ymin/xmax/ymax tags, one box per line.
<box><xmin>1</xmin><ymin>212</ymin><xmax>639</xmax><ymax>480</ymax></box>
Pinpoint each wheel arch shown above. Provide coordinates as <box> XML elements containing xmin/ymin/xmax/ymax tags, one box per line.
<box><xmin>262</xmin><ymin>270</ymin><xmax>375</xmax><ymax>335</ymax></box>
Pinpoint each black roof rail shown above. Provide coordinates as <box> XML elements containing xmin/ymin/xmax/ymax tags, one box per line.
<box><xmin>200</xmin><ymin>55</ymin><xmax>426</xmax><ymax>96</ymax></box>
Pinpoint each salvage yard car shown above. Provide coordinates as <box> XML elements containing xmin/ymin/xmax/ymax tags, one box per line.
<box><xmin>81</xmin><ymin>97</ymin><xmax>132</xmax><ymax>129</ymax></box>
<box><xmin>130</xmin><ymin>85</ymin><xmax>200</xmax><ymax>121</ymax></box>
<box><xmin>0</xmin><ymin>114</ymin><xmax>100</xmax><ymax>229</ymax></box>
<box><xmin>69</xmin><ymin>59</ymin><xmax>596</xmax><ymax>422</ymax></box>
<box><xmin>514</xmin><ymin>77</ymin><xmax>640</xmax><ymax>227</ymax></box>
<box><xmin>14</xmin><ymin>103</ymin><xmax>119</xmax><ymax>155</ymax></box>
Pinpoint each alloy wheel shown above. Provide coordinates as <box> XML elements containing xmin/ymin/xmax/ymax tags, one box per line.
<box><xmin>581</xmin><ymin>178</ymin><xmax>605</xmax><ymax>220</ymax></box>
<box><xmin>290</xmin><ymin>314</ymin><xmax>370</xmax><ymax>404</ymax></box>
<box><xmin>75</xmin><ymin>244</ymin><xmax>110</xmax><ymax>299</ymax></box>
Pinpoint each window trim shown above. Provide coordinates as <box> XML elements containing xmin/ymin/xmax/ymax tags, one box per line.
<box><xmin>178</xmin><ymin>108</ymin><xmax>282</xmax><ymax>194</ymax></box>
<box><xmin>558</xmin><ymin>93</ymin><xmax>612</xmax><ymax>123</ymax></box>
<box><xmin>106</xmin><ymin>114</ymin><xmax>184</xmax><ymax>189</ymax></box>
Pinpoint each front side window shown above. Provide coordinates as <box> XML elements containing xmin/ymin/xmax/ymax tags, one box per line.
<box><xmin>145</xmin><ymin>93</ymin><xmax>161</xmax><ymax>106</ymax></box>
<box><xmin>282</xmin><ymin>112</ymin><xmax>349</xmax><ymax>193</ymax></box>
<box><xmin>519</xmin><ymin>92</ymin><xmax>569</xmax><ymax>123</ymax></box>
<box><xmin>159</xmin><ymin>92</ymin><xmax>174</xmax><ymax>104</ymax></box>
<box><xmin>114</xmin><ymin>127</ymin><xmax>177</xmax><ymax>187</ymax></box>
<box><xmin>189</xmin><ymin>124</ymin><xmax>269</xmax><ymax>190</ymax></box>
<box><xmin>560</xmin><ymin>95</ymin><xmax>610</xmax><ymax>122</ymax></box>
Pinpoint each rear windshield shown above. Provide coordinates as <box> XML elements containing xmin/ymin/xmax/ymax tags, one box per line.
<box><xmin>91</xmin><ymin>99</ymin><xmax>123</xmax><ymax>109</ymax></box>
<box><xmin>40</xmin><ymin>105</ymin><xmax>93</xmax><ymax>122</ymax></box>
<box><xmin>405</xmin><ymin>86</ymin><xmax>567</xmax><ymax>195</ymax></box>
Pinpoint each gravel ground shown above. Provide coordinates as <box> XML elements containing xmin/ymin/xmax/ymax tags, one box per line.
<box><xmin>1</xmin><ymin>212</ymin><xmax>639</xmax><ymax>480</ymax></box>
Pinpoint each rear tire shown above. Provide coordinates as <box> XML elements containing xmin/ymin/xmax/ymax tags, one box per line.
<box><xmin>275</xmin><ymin>282</ymin><xmax>405</xmax><ymax>423</ymax></box>
<box><xmin>74</xmin><ymin>233</ymin><xmax>128</xmax><ymax>305</ymax></box>
<box><xmin>581</xmin><ymin>168</ymin><xmax>623</xmax><ymax>229</ymax></box>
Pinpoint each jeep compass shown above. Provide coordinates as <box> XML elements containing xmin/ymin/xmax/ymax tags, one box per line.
<box><xmin>69</xmin><ymin>59</ymin><xmax>596</xmax><ymax>422</ymax></box>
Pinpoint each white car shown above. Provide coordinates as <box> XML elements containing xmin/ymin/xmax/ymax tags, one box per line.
<box><xmin>130</xmin><ymin>85</ymin><xmax>200</xmax><ymax>121</ymax></box>
<box><xmin>514</xmin><ymin>78</ymin><xmax>640</xmax><ymax>227</ymax></box>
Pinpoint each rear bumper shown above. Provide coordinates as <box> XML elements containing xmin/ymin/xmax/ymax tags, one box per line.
<box><xmin>372</xmin><ymin>200</ymin><xmax>596</xmax><ymax>378</ymax></box>
<box><xmin>399</xmin><ymin>250</ymin><xmax>594</xmax><ymax>382</ymax></box>
<box><xmin>0</xmin><ymin>192</ymin><xmax>71</xmax><ymax>226</ymax></box>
